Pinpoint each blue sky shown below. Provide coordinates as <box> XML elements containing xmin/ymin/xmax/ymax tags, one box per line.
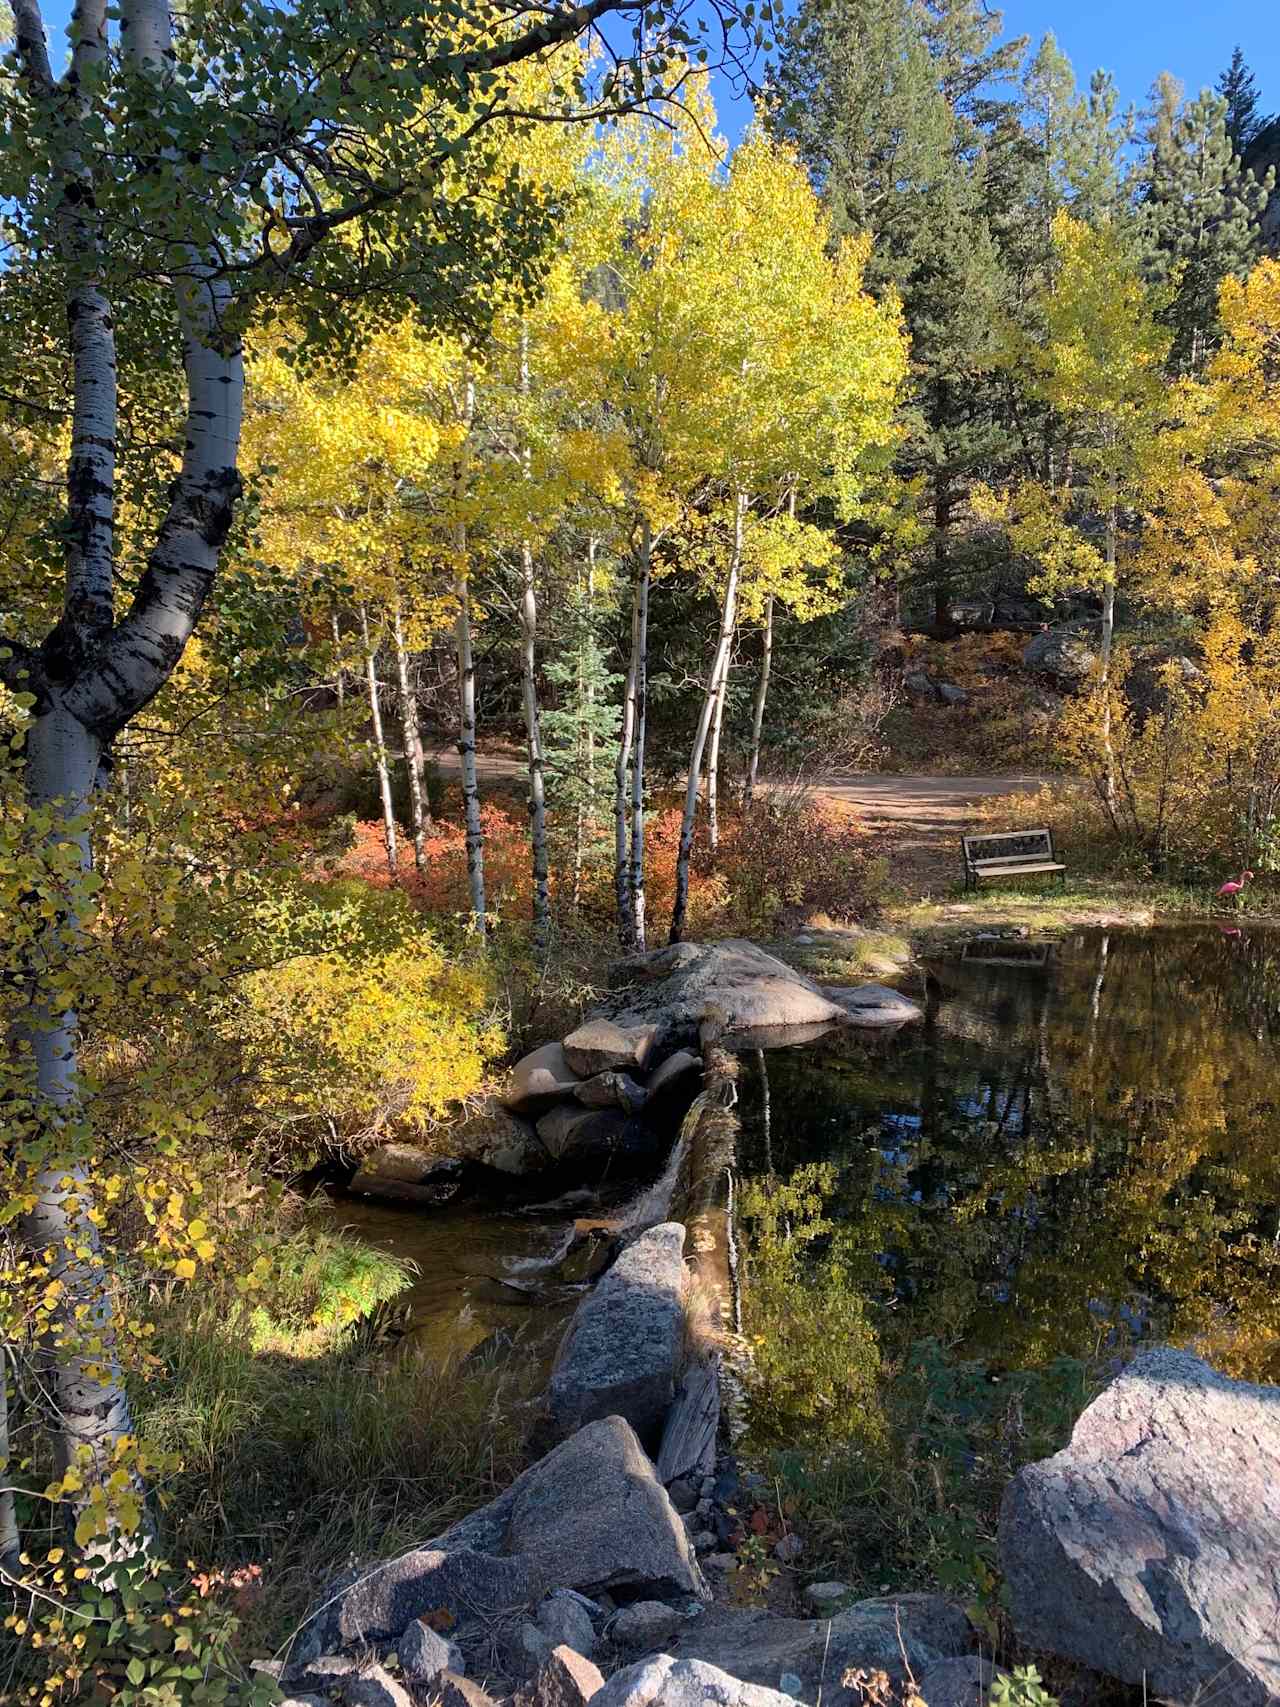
<box><xmin>716</xmin><ymin>0</ymin><xmax>1280</xmax><ymax>144</ymax></box>
<box><xmin>29</xmin><ymin>0</ymin><xmax>1280</xmax><ymax>152</ymax></box>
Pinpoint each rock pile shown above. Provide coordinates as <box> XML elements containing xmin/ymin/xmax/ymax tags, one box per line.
<box><xmin>292</xmin><ymin>942</ymin><xmax>964</xmax><ymax>1704</ymax></box>
<box><xmin>348</xmin><ymin>942</ymin><xmax>922</xmax><ymax>1204</ymax></box>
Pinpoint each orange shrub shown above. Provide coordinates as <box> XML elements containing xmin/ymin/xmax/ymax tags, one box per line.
<box><xmin>333</xmin><ymin>804</ymin><xmax>533</xmax><ymax>922</ymax></box>
<box><xmin>630</xmin><ymin>798</ymin><xmax>875</xmax><ymax>938</ymax></box>
<box><xmin>333</xmin><ymin>794</ymin><xmax>876</xmax><ymax>942</ymax></box>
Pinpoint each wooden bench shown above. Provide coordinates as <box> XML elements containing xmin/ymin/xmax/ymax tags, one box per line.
<box><xmin>961</xmin><ymin>828</ymin><xmax>1066</xmax><ymax>891</ymax></box>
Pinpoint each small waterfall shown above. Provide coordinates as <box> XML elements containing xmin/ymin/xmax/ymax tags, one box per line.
<box><xmin>503</xmin><ymin>1224</ymin><xmax>577</xmax><ymax>1278</ymax></box>
<box><xmin>617</xmin><ymin>1089</ymin><xmax>706</xmax><ymax>1235</ymax></box>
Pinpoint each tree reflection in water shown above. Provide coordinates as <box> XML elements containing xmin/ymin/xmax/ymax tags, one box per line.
<box><xmin>736</xmin><ymin>925</ymin><xmax>1280</xmax><ymax>1383</ymax></box>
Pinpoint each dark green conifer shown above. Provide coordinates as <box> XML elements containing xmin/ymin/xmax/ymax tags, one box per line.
<box><xmin>1139</xmin><ymin>86</ymin><xmax>1273</xmax><ymax>371</ymax></box>
<box><xmin>769</xmin><ymin>0</ymin><xmax>1027</xmax><ymax>626</ymax></box>
<box><xmin>1217</xmin><ymin>47</ymin><xmax>1267</xmax><ymax>155</ymax></box>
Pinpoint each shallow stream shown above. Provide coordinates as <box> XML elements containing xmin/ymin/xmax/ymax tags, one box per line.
<box><xmin>326</xmin><ymin>924</ymin><xmax>1280</xmax><ymax>1381</ymax></box>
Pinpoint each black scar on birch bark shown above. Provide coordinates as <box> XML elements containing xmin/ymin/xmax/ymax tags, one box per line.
<box><xmin>48</xmin><ymin>466</ymin><xmax>244</xmax><ymax>741</ymax></box>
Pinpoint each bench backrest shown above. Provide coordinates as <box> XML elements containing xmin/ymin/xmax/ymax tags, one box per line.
<box><xmin>962</xmin><ymin>828</ymin><xmax>1055</xmax><ymax>867</ymax></box>
<box><xmin>960</xmin><ymin>940</ymin><xmax>1052</xmax><ymax>966</ymax></box>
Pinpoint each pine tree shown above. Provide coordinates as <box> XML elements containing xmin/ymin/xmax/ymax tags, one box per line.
<box><xmin>1139</xmin><ymin>88</ymin><xmax>1274</xmax><ymax>371</ymax></box>
<box><xmin>771</xmin><ymin>0</ymin><xmax>1026</xmax><ymax>629</ymax></box>
<box><xmin>1217</xmin><ymin>47</ymin><xmax>1268</xmax><ymax>155</ymax></box>
<box><xmin>1021</xmin><ymin>38</ymin><xmax>1132</xmax><ymax>241</ymax></box>
<box><xmin>769</xmin><ymin>0</ymin><xmax>954</xmax><ymax>287</ymax></box>
<box><xmin>542</xmin><ymin>542</ymin><xmax>623</xmax><ymax>908</ymax></box>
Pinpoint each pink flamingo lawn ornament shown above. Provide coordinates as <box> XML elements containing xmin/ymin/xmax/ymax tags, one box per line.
<box><xmin>1218</xmin><ymin>869</ymin><xmax>1254</xmax><ymax>906</ymax></box>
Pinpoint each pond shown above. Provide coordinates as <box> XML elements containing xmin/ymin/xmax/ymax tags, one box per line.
<box><xmin>735</xmin><ymin>922</ymin><xmax>1280</xmax><ymax>1382</ymax></box>
<box><xmin>326</xmin><ymin>923</ymin><xmax>1280</xmax><ymax>1385</ymax></box>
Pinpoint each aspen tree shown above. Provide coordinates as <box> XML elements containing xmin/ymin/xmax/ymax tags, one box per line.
<box><xmin>995</xmin><ymin>214</ymin><xmax>1172</xmax><ymax>813</ymax></box>
<box><xmin>392</xmin><ymin>595</ymin><xmax>434</xmax><ymax>866</ymax></box>
<box><xmin>359</xmin><ymin>604</ymin><xmax>399</xmax><ymax>876</ymax></box>
<box><xmin>3</xmin><ymin>0</ymin><xmax>768</xmax><ymax>1551</ymax></box>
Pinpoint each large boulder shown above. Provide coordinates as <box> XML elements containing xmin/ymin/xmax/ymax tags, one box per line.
<box><xmin>992</xmin><ymin>589</ymin><xmax>1050</xmax><ymax>627</ymax></box>
<box><xmin>535</xmin><ymin>1106</ymin><xmax>654</xmax><ymax>1166</ymax></box>
<box><xmin>455</xmin><ymin>1099</ymin><xmax>549</xmax><ymax>1174</ymax></box>
<box><xmin>348</xmin><ymin>1101</ymin><xmax>549</xmax><ymax>1196</ymax></box>
<box><xmin>535</xmin><ymin>1590</ymin><xmax>599</xmax><ymax>1657</ymax></box>
<box><xmin>347</xmin><ymin>1145</ymin><xmax>463</xmax><ymax>1205</ymax></box>
<box><xmin>916</xmin><ymin>1657</ymin><xmax>1006</xmax><ymax>1707</ymax></box>
<box><xmin>573</xmin><ymin>1071</ymin><xmax>648</xmax><ymax>1113</ymax></box>
<box><xmin>673</xmin><ymin>1596</ymin><xmax>972</xmax><ymax>1704</ymax></box>
<box><xmin>592</xmin><ymin>1656</ymin><xmax>800</xmax><ymax>1706</ymax></box>
<box><xmin>548</xmin><ymin>1224</ymin><xmax>687</xmax><ymax>1446</ymax></box>
<box><xmin>1125</xmin><ymin>648</ymin><xmax>1204</xmax><ymax>720</ymax></box>
<box><xmin>602</xmin><ymin>941</ymin><xmax>847</xmax><ymax>1045</ymax></box>
<box><xmin>645</xmin><ymin>1050</ymin><xmax>701</xmax><ymax>1099</ymax></box>
<box><xmin>1000</xmin><ymin>1346</ymin><xmax>1280</xmax><ymax>1707</ymax></box>
<box><xmin>563</xmin><ymin>1020</ymin><xmax>658</xmax><ymax>1078</ymax></box>
<box><xmin>298</xmin><ymin>1421</ymin><xmax>704</xmax><ymax>1665</ymax></box>
<box><xmin>501</xmin><ymin>1042</ymin><xmax>583</xmax><ymax>1113</ymax></box>
<box><xmin>1022</xmin><ymin>626</ymin><xmax>1098</xmax><ymax>686</ymax></box>
<box><xmin>292</xmin><ymin>1550</ymin><xmax>539</xmax><ymax>1662</ymax></box>
<box><xmin>435</xmin><ymin>1415</ymin><xmax>708</xmax><ymax>1605</ymax></box>
<box><xmin>610</xmin><ymin>1601</ymin><xmax>683</xmax><ymax>1651</ymax></box>
<box><xmin>504</xmin><ymin>1417</ymin><xmax>707</xmax><ymax>1603</ymax></box>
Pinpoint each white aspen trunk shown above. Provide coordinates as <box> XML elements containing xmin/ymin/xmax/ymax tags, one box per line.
<box><xmin>670</xmin><ymin>488</ymin><xmax>747</xmax><ymax>943</ymax></box>
<box><xmin>570</xmin><ymin>539</ymin><xmax>599</xmax><ymax>912</ymax></box>
<box><xmin>630</xmin><ymin>521</ymin><xmax>651</xmax><ymax>952</ymax></box>
<box><xmin>453</xmin><ymin>371</ymin><xmax>486</xmax><ymax>931</ymax></box>
<box><xmin>520</xmin><ymin>536</ymin><xmax>550</xmax><ymax>945</ymax></box>
<box><xmin>756</xmin><ymin>1047</ymin><xmax>773</xmax><ymax>1176</ymax></box>
<box><xmin>746</xmin><ymin>481</ymin><xmax>790</xmax><ymax>812</ymax></box>
<box><xmin>706</xmin><ymin>638</ymin><xmax>730</xmax><ymax>853</ymax></box>
<box><xmin>392</xmin><ymin>595</ymin><xmax>431</xmax><ymax>867</ymax></box>
<box><xmin>11</xmin><ymin>0</ymin><xmax>251</xmax><ymax>1542</ymax></box>
<box><xmin>19</xmin><ymin>705</ymin><xmax>137</xmax><ymax>1553</ymax></box>
<box><xmin>1100</xmin><ymin>498</ymin><xmax>1117</xmax><ymax>814</ymax></box>
<box><xmin>517</xmin><ymin>325</ymin><xmax>551</xmax><ymax>947</ymax></box>
<box><xmin>331</xmin><ymin>605</ymin><xmax>346</xmax><ymax>707</ymax></box>
<box><xmin>0</xmin><ymin>1347</ymin><xmax>19</xmax><ymax>1576</ymax></box>
<box><xmin>360</xmin><ymin>603</ymin><xmax>398</xmax><ymax>877</ymax></box>
<box><xmin>745</xmin><ymin>593</ymin><xmax>774</xmax><ymax>811</ymax></box>
<box><xmin>571</xmin><ymin>542</ymin><xmax>595</xmax><ymax>911</ymax></box>
<box><xmin>614</xmin><ymin>565</ymin><xmax>641</xmax><ymax>949</ymax></box>
<box><xmin>585</xmin><ymin>540</ymin><xmax>597</xmax><ymax>827</ymax></box>
<box><xmin>63</xmin><ymin>273</ymin><xmax>244</xmax><ymax>744</ymax></box>
<box><xmin>63</xmin><ymin>278</ymin><xmax>118</xmax><ymax>655</ymax></box>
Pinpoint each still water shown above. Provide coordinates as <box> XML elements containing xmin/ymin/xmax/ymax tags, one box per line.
<box><xmin>318</xmin><ymin>1190</ymin><xmax>626</xmax><ymax>1362</ymax></box>
<box><xmin>736</xmin><ymin>924</ymin><xmax>1280</xmax><ymax>1378</ymax></box>
<box><xmin>327</xmin><ymin>925</ymin><xmax>1280</xmax><ymax>1380</ymax></box>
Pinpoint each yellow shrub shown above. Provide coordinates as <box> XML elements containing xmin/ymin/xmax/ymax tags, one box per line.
<box><xmin>230</xmin><ymin>942</ymin><xmax>502</xmax><ymax>1149</ymax></box>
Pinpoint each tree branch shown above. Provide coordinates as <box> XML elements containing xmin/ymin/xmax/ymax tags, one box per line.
<box><xmin>463</xmin><ymin>0</ymin><xmax>626</xmax><ymax>73</ymax></box>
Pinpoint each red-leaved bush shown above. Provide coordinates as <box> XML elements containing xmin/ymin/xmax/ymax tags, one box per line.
<box><xmin>333</xmin><ymin>803</ymin><xmax>533</xmax><ymax>921</ymax></box>
<box><xmin>638</xmin><ymin>800</ymin><xmax>874</xmax><ymax>938</ymax></box>
<box><xmin>333</xmin><ymin>793</ymin><xmax>875</xmax><ymax>941</ymax></box>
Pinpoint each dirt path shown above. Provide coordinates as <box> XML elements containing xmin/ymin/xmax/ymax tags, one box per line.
<box><xmin>814</xmin><ymin>771</ymin><xmax>1053</xmax><ymax>899</ymax></box>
